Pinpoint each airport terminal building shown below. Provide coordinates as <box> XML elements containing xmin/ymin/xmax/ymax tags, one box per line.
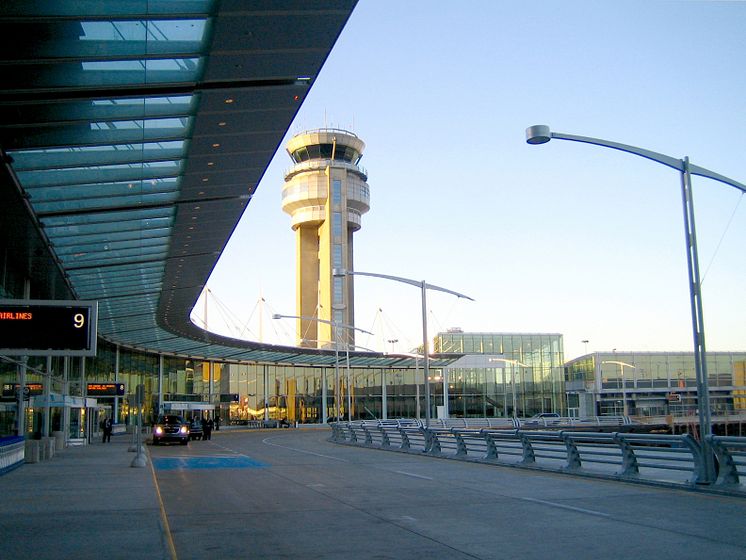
<box><xmin>565</xmin><ymin>351</ymin><xmax>746</xmax><ymax>420</ymax></box>
<box><xmin>0</xmin><ymin>1</ymin><xmax>573</xmax><ymax>443</ymax></box>
<box><xmin>0</xmin><ymin>2</ymin><xmax>742</xmax><ymax>446</ymax></box>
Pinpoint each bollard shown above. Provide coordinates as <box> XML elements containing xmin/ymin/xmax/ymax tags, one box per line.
<box><xmin>52</xmin><ymin>430</ymin><xmax>65</xmax><ymax>451</ymax></box>
<box><xmin>43</xmin><ymin>437</ymin><xmax>56</xmax><ymax>460</ymax></box>
<box><xmin>24</xmin><ymin>440</ymin><xmax>40</xmax><ymax>463</ymax></box>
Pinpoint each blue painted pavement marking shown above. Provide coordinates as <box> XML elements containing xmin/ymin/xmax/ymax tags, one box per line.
<box><xmin>153</xmin><ymin>455</ymin><xmax>268</xmax><ymax>470</ymax></box>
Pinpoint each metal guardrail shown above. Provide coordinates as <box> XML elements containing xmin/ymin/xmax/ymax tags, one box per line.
<box><xmin>0</xmin><ymin>436</ymin><xmax>25</xmax><ymax>475</ymax></box>
<box><xmin>329</xmin><ymin>419</ymin><xmax>746</xmax><ymax>493</ymax></box>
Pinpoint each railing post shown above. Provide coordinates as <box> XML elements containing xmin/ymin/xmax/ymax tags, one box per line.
<box><xmin>329</xmin><ymin>423</ymin><xmax>340</xmax><ymax>442</ymax></box>
<box><xmin>518</xmin><ymin>432</ymin><xmax>536</xmax><ymax>465</ymax></box>
<box><xmin>561</xmin><ymin>432</ymin><xmax>582</xmax><ymax>471</ymax></box>
<box><xmin>380</xmin><ymin>426</ymin><xmax>391</xmax><ymax>448</ymax></box>
<box><xmin>706</xmin><ymin>435</ymin><xmax>739</xmax><ymax>486</ymax></box>
<box><xmin>361</xmin><ymin>425</ymin><xmax>373</xmax><ymax>446</ymax></box>
<box><xmin>454</xmin><ymin>431</ymin><xmax>468</xmax><ymax>457</ymax></box>
<box><xmin>484</xmin><ymin>431</ymin><xmax>499</xmax><ymax>461</ymax></box>
<box><xmin>399</xmin><ymin>427</ymin><xmax>411</xmax><ymax>450</ymax></box>
<box><xmin>426</xmin><ymin>429</ymin><xmax>440</xmax><ymax>455</ymax></box>
<box><xmin>613</xmin><ymin>433</ymin><xmax>640</xmax><ymax>478</ymax></box>
<box><xmin>679</xmin><ymin>433</ymin><xmax>707</xmax><ymax>485</ymax></box>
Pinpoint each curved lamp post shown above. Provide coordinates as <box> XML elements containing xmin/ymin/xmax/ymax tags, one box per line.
<box><xmin>272</xmin><ymin>313</ymin><xmax>373</xmax><ymax>422</ymax></box>
<box><xmin>333</xmin><ymin>268</ymin><xmax>474</xmax><ymax>426</ymax></box>
<box><xmin>526</xmin><ymin>124</ymin><xmax>746</xmax><ymax>483</ymax></box>
<box><xmin>601</xmin><ymin>360</ymin><xmax>636</xmax><ymax>416</ymax></box>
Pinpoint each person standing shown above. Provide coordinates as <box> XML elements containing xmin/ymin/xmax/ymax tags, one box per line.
<box><xmin>201</xmin><ymin>416</ymin><xmax>208</xmax><ymax>441</ymax></box>
<box><xmin>204</xmin><ymin>417</ymin><xmax>213</xmax><ymax>441</ymax></box>
<box><xmin>102</xmin><ymin>416</ymin><xmax>113</xmax><ymax>443</ymax></box>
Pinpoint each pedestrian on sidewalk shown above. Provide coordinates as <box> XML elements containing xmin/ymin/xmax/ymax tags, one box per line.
<box><xmin>102</xmin><ymin>416</ymin><xmax>113</xmax><ymax>443</ymax></box>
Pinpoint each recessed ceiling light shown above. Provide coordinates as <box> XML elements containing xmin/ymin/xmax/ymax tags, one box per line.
<box><xmin>224</xmin><ymin>98</ymin><xmax>234</xmax><ymax>104</ymax></box>
<box><xmin>218</xmin><ymin>122</ymin><xmax>227</xmax><ymax>127</ymax></box>
<box><xmin>207</xmin><ymin>162</ymin><xmax>214</xmax><ymax>166</ymax></box>
<box><xmin>212</xmin><ymin>143</ymin><xmax>220</xmax><ymax>148</ymax></box>
<box><xmin>202</xmin><ymin>178</ymin><xmax>209</xmax><ymax>182</ymax></box>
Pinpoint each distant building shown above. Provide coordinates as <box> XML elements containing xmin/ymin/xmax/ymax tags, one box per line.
<box><xmin>433</xmin><ymin>331</ymin><xmax>566</xmax><ymax>417</ymax></box>
<box><xmin>281</xmin><ymin>129</ymin><xmax>369</xmax><ymax>348</ymax></box>
<box><xmin>564</xmin><ymin>351</ymin><xmax>746</xmax><ymax>418</ymax></box>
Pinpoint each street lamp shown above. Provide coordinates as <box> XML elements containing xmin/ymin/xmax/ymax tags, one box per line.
<box><xmin>333</xmin><ymin>268</ymin><xmax>474</xmax><ymax>426</ymax></box>
<box><xmin>526</xmin><ymin>124</ymin><xmax>746</xmax><ymax>483</ymax></box>
<box><xmin>582</xmin><ymin>340</ymin><xmax>589</xmax><ymax>355</ymax></box>
<box><xmin>272</xmin><ymin>313</ymin><xmax>373</xmax><ymax>422</ymax></box>
<box><xmin>489</xmin><ymin>358</ymin><xmax>529</xmax><ymax>418</ymax></box>
<box><xmin>601</xmin><ymin>360</ymin><xmax>636</xmax><ymax>417</ymax></box>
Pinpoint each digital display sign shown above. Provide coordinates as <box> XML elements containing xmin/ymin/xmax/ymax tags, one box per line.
<box><xmin>2</xmin><ymin>383</ymin><xmax>43</xmax><ymax>398</ymax></box>
<box><xmin>0</xmin><ymin>299</ymin><xmax>97</xmax><ymax>357</ymax></box>
<box><xmin>87</xmin><ymin>383</ymin><xmax>125</xmax><ymax>397</ymax></box>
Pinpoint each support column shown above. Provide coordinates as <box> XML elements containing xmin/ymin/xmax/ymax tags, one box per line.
<box><xmin>381</xmin><ymin>369</ymin><xmax>387</xmax><ymax>420</ymax></box>
<box><xmin>114</xmin><ymin>345</ymin><xmax>120</xmax><ymax>423</ymax></box>
<box><xmin>62</xmin><ymin>357</ymin><xmax>70</xmax><ymax>443</ymax></box>
<box><xmin>158</xmin><ymin>355</ymin><xmax>164</xmax><ymax>416</ymax></box>
<box><xmin>16</xmin><ymin>279</ymin><xmax>30</xmax><ymax>436</ymax></box>
<box><xmin>42</xmin><ymin>355</ymin><xmax>52</xmax><ymax>437</ymax></box>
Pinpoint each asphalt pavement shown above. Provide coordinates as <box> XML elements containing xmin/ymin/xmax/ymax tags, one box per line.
<box><xmin>2</xmin><ymin>427</ymin><xmax>746</xmax><ymax>560</ymax></box>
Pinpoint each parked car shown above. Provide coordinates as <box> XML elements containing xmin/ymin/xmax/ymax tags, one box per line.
<box><xmin>189</xmin><ymin>418</ymin><xmax>204</xmax><ymax>441</ymax></box>
<box><xmin>152</xmin><ymin>415</ymin><xmax>189</xmax><ymax>445</ymax></box>
<box><xmin>531</xmin><ymin>412</ymin><xmax>561</xmax><ymax>419</ymax></box>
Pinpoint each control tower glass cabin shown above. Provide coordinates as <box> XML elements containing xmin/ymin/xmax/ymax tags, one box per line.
<box><xmin>281</xmin><ymin>129</ymin><xmax>370</xmax><ymax>349</ymax></box>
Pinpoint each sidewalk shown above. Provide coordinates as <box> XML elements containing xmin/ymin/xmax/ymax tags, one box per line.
<box><xmin>0</xmin><ymin>435</ymin><xmax>170</xmax><ymax>560</ymax></box>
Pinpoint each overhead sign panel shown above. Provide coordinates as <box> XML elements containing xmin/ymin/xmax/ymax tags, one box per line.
<box><xmin>0</xmin><ymin>299</ymin><xmax>98</xmax><ymax>357</ymax></box>
<box><xmin>87</xmin><ymin>383</ymin><xmax>125</xmax><ymax>397</ymax></box>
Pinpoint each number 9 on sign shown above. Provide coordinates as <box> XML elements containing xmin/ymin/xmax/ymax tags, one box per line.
<box><xmin>74</xmin><ymin>313</ymin><xmax>85</xmax><ymax>329</ymax></box>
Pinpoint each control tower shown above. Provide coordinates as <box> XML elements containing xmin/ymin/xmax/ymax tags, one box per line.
<box><xmin>281</xmin><ymin>129</ymin><xmax>370</xmax><ymax>348</ymax></box>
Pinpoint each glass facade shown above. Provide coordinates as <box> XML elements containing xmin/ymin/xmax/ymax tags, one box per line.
<box><xmin>1</xmin><ymin>339</ymin><xmax>451</xmax><ymax>436</ymax></box>
<box><xmin>565</xmin><ymin>351</ymin><xmax>746</xmax><ymax>418</ymax></box>
<box><xmin>434</xmin><ymin>331</ymin><xmax>566</xmax><ymax>417</ymax></box>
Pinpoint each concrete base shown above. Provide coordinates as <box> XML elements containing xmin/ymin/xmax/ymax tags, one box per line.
<box><xmin>130</xmin><ymin>453</ymin><xmax>147</xmax><ymax>468</ymax></box>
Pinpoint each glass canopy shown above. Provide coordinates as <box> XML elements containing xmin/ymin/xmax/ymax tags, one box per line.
<box><xmin>0</xmin><ymin>1</ymin><xmax>453</xmax><ymax>368</ymax></box>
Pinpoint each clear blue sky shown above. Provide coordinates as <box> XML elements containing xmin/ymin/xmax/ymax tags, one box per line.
<box><xmin>196</xmin><ymin>0</ymin><xmax>746</xmax><ymax>361</ymax></box>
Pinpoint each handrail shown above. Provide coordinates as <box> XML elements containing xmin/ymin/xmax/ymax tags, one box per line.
<box><xmin>329</xmin><ymin>420</ymin><xmax>746</xmax><ymax>493</ymax></box>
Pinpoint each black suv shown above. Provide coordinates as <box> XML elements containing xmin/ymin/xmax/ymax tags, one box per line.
<box><xmin>152</xmin><ymin>415</ymin><xmax>189</xmax><ymax>445</ymax></box>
